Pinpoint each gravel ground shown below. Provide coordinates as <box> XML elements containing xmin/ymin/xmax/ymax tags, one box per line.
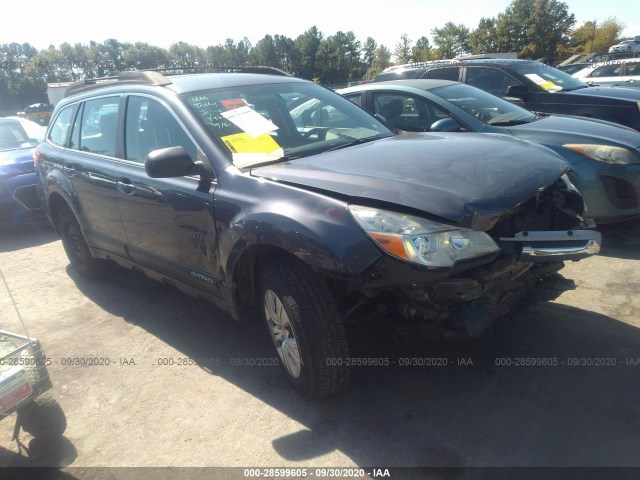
<box><xmin>0</xmin><ymin>219</ymin><xmax>639</xmax><ymax>473</ymax></box>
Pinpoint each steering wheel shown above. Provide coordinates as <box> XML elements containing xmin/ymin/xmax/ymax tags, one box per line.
<box><xmin>301</xmin><ymin>127</ymin><xmax>329</xmax><ymax>140</ymax></box>
<box><xmin>469</xmin><ymin>107</ymin><xmax>493</xmax><ymax>122</ymax></box>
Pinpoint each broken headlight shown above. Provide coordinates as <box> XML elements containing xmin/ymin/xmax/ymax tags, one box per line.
<box><xmin>348</xmin><ymin>205</ymin><xmax>499</xmax><ymax>267</ymax></box>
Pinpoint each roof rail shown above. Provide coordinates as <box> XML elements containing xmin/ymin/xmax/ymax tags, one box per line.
<box><xmin>64</xmin><ymin>71</ymin><xmax>172</xmax><ymax>98</ymax></box>
<box><xmin>149</xmin><ymin>65</ymin><xmax>292</xmax><ymax>76</ymax></box>
<box><xmin>63</xmin><ymin>66</ymin><xmax>291</xmax><ymax>98</ymax></box>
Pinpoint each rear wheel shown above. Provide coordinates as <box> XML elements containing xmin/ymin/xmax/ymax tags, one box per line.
<box><xmin>57</xmin><ymin>204</ymin><xmax>104</xmax><ymax>279</ymax></box>
<box><xmin>260</xmin><ymin>259</ymin><xmax>350</xmax><ymax>398</ymax></box>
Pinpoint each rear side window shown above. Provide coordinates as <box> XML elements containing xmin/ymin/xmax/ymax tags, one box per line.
<box><xmin>75</xmin><ymin>97</ymin><xmax>120</xmax><ymax>157</ymax></box>
<box><xmin>48</xmin><ymin>106</ymin><xmax>74</xmax><ymax>147</ymax></box>
<box><xmin>125</xmin><ymin>96</ymin><xmax>197</xmax><ymax>163</ymax></box>
<box><xmin>466</xmin><ymin>67</ymin><xmax>522</xmax><ymax>96</ymax></box>
<box><xmin>343</xmin><ymin>93</ymin><xmax>362</xmax><ymax>106</ymax></box>
<box><xmin>423</xmin><ymin>67</ymin><xmax>460</xmax><ymax>81</ymax></box>
<box><xmin>0</xmin><ymin>122</ymin><xmax>29</xmax><ymax>150</ymax></box>
<box><xmin>589</xmin><ymin>64</ymin><xmax>622</xmax><ymax>78</ymax></box>
<box><xmin>624</xmin><ymin>62</ymin><xmax>639</xmax><ymax>76</ymax></box>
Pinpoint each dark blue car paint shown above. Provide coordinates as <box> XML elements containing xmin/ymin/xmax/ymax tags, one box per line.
<box><xmin>0</xmin><ymin>147</ymin><xmax>39</xmax><ymax>223</ymax></box>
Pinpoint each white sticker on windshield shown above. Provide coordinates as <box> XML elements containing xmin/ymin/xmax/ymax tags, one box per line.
<box><xmin>524</xmin><ymin>73</ymin><xmax>548</xmax><ymax>85</ymax></box>
<box><xmin>524</xmin><ymin>73</ymin><xmax>561</xmax><ymax>91</ymax></box>
<box><xmin>221</xmin><ymin>106</ymin><xmax>279</xmax><ymax>138</ymax></box>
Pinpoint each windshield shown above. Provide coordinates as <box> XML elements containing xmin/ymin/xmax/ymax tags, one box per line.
<box><xmin>431</xmin><ymin>83</ymin><xmax>536</xmax><ymax>126</ymax></box>
<box><xmin>0</xmin><ymin>121</ymin><xmax>37</xmax><ymax>151</ymax></box>
<box><xmin>511</xmin><ymin>62</ymin><xmax>588</xmax><ymax>92</ymax></box>
<box><xmin>181</xmin><ymin>82</ymin><xmax>391</xmax><ymax>168</ymax></box>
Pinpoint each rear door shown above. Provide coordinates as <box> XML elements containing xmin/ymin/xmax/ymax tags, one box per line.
<box><xmin>114</xmin><ymin>94</ymin><xmax>222</xmax><ymax>296</ymax></box>
<box><xmin>58</xmin><ymin>96</ymin><xmax>128</xmax><ymax>256</ymax></box>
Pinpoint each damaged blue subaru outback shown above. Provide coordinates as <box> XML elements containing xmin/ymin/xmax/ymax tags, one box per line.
<box><xmin>36</xmin><ymin>69</ymin><xmax>601</xmax><ymax>398</ymax></box>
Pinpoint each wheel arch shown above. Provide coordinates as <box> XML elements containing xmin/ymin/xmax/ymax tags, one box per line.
<box><xmin>231</xmin><ymin>243</ymin><xmax>311</xmax><ymax>320</ymax></box>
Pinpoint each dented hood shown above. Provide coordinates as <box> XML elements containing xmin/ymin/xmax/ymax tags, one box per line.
<box><xmin>250</xmin><ymin>132</ymin><xmax>568</xmax><ymax>230</ymax></box>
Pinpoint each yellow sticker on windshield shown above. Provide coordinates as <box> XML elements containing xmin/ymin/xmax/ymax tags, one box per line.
<box><xmin>221</xmin><ymin>132</ymin><xmax>284</xmax><ymax>168</ymax></box>
<box><xmin>539</xmin><ymin>81</ymin><xmax>558</xmax><ymax>90</ymax></box>
<box><xmin>524</xmin><ymin>73</ymin><xmax>559</xmax><ymax>91</ymax></box>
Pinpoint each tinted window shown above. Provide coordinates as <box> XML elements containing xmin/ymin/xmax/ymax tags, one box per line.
<box><xmin>76</xmin><ymin>97</ymin><xmax>120</xmax><ymax>157</ymax></box>
<box><xmin>431</xmin><ymin>83</ymin><xmax>535</xmax><ymax>126</ymax></box>
<box><xmin>125</xmin><ymin>96</ymin><xmax>197</xmax><ymax>163</ymax></box>
<box><xmin>589</xmin><ymin>64</ymin><xmax>622</xmax><ymax>78</ymax></box>
<box><xmin>466</xmin><ymin>67</ymin><xmax>522</xmax><ymax>96</ymax></box>
<box><xmin>376</xmin><ymin>68</ymin><xmax>424</xmax><ymax>81</ymax></box>
<box><xmin>423</xmin><ymin>67</ymin><xmax>460</xmax><ymax>81</ymax></box>
<box><xmin>372</xmin><ymin>92</ymin><xmax>450</xmax><ymax>131</ymax></box>
<box><xmin>0</xmin><ymin>122</ymin><xmax>30</xmax><ymax>150</ymax></box>
<box><xmin>624</xmin><ymin>62</ymin><xmax>639</xmax><ymax>75</ymax></box>
<box><xmin>343</xmin><ymin>93</ymin><xmax>362</xmax><ymax>106</ymax></box>
<box><xmin>48</xmin><ymin>106</ymin><xmax>74</xmax><ymax>147</ymax></box>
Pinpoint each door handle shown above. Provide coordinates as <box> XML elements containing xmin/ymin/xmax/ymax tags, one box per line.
<box><xmin>117</xmin><ymin>178</ymin><xmax>136</xmax><ymax>196</ymax></box>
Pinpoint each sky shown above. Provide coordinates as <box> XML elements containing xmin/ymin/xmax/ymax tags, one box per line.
<box><xmin>1</xmin><ymin>0</ymin><xmax>638</xmax><ymax>52</ymax></box>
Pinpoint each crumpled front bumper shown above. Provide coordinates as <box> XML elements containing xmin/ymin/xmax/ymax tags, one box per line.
<box><xmin>500</xmin><ymin>229</ymin><xmax>602</xmax><ymax>262</ymax></box>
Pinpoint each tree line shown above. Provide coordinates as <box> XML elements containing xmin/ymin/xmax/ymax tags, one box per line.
<box><xmin>0</xmin><ymin>0</ymin><xmax>628</xmax><ymax>113</ymax></box>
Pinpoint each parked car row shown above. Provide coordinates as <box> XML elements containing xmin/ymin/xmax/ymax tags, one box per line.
<box><xmin>338</xmin><ymin>79</ymin><xmax>640</xmax><ymax>223</ymax></box>
<box><xmin>375</xmin><ymin>58</ymin><xmax>640</xmax><ymax>131</ymax></box>
<box><xmin>608</xmin><ymin>39</ymin><xmax>640</xmax><ymax>55</ymax></box>
<box><xmin>569</xmin><ymin>58</ymin><xmax>640</xmax><ymax>88</ymax></box>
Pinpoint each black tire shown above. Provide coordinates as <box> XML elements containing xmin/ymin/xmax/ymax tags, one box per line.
<box><xmin>57</xmin><ymin>204</ymin><xmax>104</xmax><ymax>279</ymax></box>
<box><xmin>17</xmin><ymin>393</ymin><xmax>67</xmax><ymax>439</ymax></box>
<box><xmin>260</xmin><ymin>259</ymin><xmax>350</xmax><ymax>398</ymax></box>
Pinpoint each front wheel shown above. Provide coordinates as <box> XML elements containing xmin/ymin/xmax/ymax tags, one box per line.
<box><xmin>260</xmin><ymin>260</ymin><xmax>350</xmax><ymax>398</ymax></box>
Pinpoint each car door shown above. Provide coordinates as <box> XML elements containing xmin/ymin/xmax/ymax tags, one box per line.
<box><xmin>585</xmin><ymin>63</ymin><xmax>623</xmax><ymax>84</ymax></box>
<box><xmin>463</xmin><ymin>66</ymin><xmax>535</xmax><ymax>108</ymax></box>
<box><xmin>114</xmin><ymin>94</ymin><xmax>222</xmax><ymax>296</ymax></box>
<box><xmin>63</xmin><ymin>96</ymin><xmax>128</xmax><ymax>256</ymax></box>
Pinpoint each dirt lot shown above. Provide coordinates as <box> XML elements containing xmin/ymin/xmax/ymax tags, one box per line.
<box><xmin>0</xmin><ymin>219</ymin><xmax>639</xmax><ymax>473</ymax></box>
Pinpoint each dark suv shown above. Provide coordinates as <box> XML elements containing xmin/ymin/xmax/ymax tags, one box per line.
<box><xmin>376</xmin><ymin>59</ymin><xmax>640</xmax><ymax>131</ymax></box>
<box><xmin>36</xmin><ymin>69</ymin><xmax>600</xmax><ymax>398</ymax></box>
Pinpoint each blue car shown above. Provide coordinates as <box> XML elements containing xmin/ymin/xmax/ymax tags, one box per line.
<box><xmin>0</xmin><ymin>117</ymin><xmax>46</xmax><ymax>223</ymax></box>
<box><xmin>339</xmin><ymin>80</ymin><xmax>640</xmax><ymax>223</ymax></box>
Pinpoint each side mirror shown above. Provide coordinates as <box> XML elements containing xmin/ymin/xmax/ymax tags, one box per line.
<box><xmin>505</xmin><ymin>85</ymin><xmax>530</xmax><ymax>100</ymax></box>
<box><xmin>430</xmin><ymin>117</ymin><xmax>461</xmax><ymax>132</ymax></box>
<box><xmin>145</xmin><ymin>147</ymin><xmax>195</xmax><ymax>178</ymax></box>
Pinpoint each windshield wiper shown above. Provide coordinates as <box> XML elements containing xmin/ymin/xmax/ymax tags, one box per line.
<box><xmin>324</xmin><ymin>134</ymin><xmax>389</xmax><ymax>153</ymax></box>
<box><xmin>563</xmin><ymin>85</ymin><xmax>589</xmax><ymax>91</ymax></box>
<box><xmin>488</xmin><ymin>119</ymin><xmax>531</xmax><ymax>126</ymax></box>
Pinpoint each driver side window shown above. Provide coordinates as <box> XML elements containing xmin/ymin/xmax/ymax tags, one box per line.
<box><xmin>466</xmin><ymin>67</ymin><xmax>522</xmax><ymax>97</ymax></box>
<box><xmin>372</xmin><ymin>92</ymin><xmax>449</xmax><ymax>132</ymax></box>
<box><xmin>125</xmin><ymin>96</ymin><xmax>197</xmax><ymax>163</ymax></box>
